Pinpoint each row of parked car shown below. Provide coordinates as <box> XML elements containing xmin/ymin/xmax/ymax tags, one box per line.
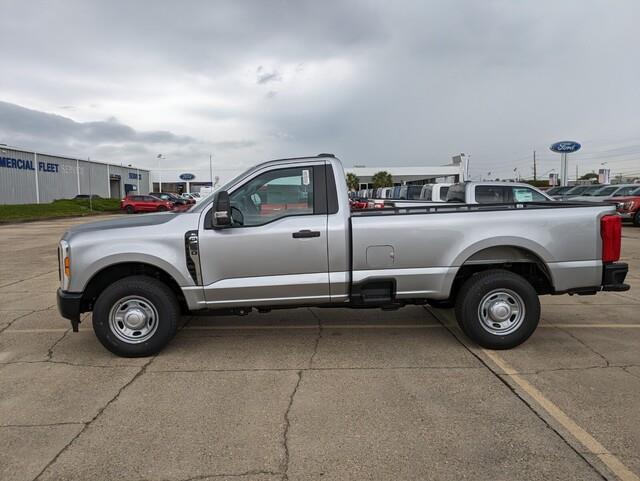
<box><xmin>350</xmin><ymin>181</ymin><xmax>553</xmax><ymax>208</ymax></box>
<box><xmin>119</xmin><ymin>191</ymin><xmax>203</xmax><ymax>214</ymax></box>
<box><xmin>354</xmin><ymin>183</ymin><xmax>453</xmax><ymax>202</ymax></box>
<box><xmin>350</xmin><ymin>181</ymin><xmax>640</xmax><ymax>225</ymax></box>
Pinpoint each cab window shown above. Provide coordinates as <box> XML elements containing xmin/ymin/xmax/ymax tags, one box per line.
<box><xmin>229</xmin><ymin>167</ymin><xmax>314</xmax><ymax>226</ymax></box>
<box><xmin>475</xmin><ymin>185</ymin><xmax>508</xmax><ymax>203</ymax></box>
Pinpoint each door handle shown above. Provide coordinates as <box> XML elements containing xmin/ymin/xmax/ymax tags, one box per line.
<box><xmin>292</xmin><ymin>230</ymin><xmax>321</xmax><ymax>238</ymax></box>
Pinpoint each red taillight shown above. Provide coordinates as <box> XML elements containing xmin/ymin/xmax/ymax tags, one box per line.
<box><xmin>601</xmin><ymin>215</ymin><xmax>621</xmax><ymax>263</ymax></box>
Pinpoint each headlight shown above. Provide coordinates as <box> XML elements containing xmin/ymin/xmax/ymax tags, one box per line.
<box><xmin>59</xmin><ymin>240</ymin><xmax>71</xmax><ymax>290</ymax></box>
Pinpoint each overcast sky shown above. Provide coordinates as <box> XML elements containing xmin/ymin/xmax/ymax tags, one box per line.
<box><xmin>1</xmin><ymin>0</ymin><xmax>640</xmax><ymax>181</ymax></box>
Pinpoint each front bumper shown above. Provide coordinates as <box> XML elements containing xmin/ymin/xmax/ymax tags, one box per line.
<box><xmin>57</xmin><ymin>288</ymin><xmax>83</xmax><ymax>331</ymax></box>
<box><xmin>618</xmin><ymin>212</ymin><xmax>633</xmax><ymax>220</ymax></box>
<box><xmin>602</xmin><ymin>262</ymin><xmax>630</xmax><ymax>292</ymax></box>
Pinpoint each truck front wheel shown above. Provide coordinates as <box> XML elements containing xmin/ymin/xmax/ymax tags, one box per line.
<box><xmin>455</xmin><ymin>269</ymin><xmax>540</xmax><ymax>349</ymax></box>
<box><xmin>92</xmin><ymin>276</ymin><xmax>179</xmax><ymax>357</ymax></box>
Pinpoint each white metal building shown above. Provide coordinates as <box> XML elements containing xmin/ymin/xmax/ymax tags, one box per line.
<box><xmin>0</xmin><ymin>145</ymin><xmax>151</xmax><ymax>205</ymax></box>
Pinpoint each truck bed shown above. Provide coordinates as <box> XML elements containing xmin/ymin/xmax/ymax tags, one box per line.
<box><xmin>349</xmin><ymin>201</ymin><xmax>615</xmax><ymax>300</ymax></box>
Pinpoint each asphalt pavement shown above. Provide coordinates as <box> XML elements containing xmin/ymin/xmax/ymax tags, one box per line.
<box><xmin>1</xmin><ymin>215</ymin><xmax>638</xmax><ymax>481</ymax></box>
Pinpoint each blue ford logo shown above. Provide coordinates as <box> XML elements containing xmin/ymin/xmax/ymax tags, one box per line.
<box><xmin>550</xmin><ymin>141</ymin><xmax>581</xmax><ymax>153</ymax></box>
<box><xmin>179</xmin><ymin>173</ymin><xmax>195</xmax><ymax>181</ymax></box>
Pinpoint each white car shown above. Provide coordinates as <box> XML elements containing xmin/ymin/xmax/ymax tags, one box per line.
<box><xmin>420</xmin><ymin>183</ymin><xmax>452</xmax><ymax>202</ymax></box>
<box><xmin>182</xmin><ymin>192</ymin><xmax>202</xmax><ymax>203</ymax></box>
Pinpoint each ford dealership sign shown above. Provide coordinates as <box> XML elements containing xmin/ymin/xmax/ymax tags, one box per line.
<box><xmin>550</xmin><ymin>141</ymin><xmax>581</xmax><ymax>154</ymax></box>
<box><xmin>179</xmin><ymin>173</ymin><xmax>195</xmax><ymax>181</ymax></box>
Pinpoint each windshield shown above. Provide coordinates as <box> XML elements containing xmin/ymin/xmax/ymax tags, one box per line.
<box><xmin>592</xmin><ymin>186</ymin><xmax>617</xmax><ymax>197</ymax></box>
<box><xmin>582</xmin><ymin>186</ymin><xmax>605</xmax><ymax>196</ymax></box>
<box><xmin>548</xmin><ymin>186</ymin><xmax>572</xmax><ymax>195</ymax></box>
<box><xmin>565</xmin><ymin>185</ymin><xmax>589</xmax><ymax>195</ymax></box>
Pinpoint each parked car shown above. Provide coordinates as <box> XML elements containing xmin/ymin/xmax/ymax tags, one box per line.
<box><xmin>120</xmin><ymin>194</ymin><xmax>174</xmax><ymax>214</ymax></box>
<box><xmin>420</xmin><ymin>183</ymin><xmax>452</xmax><ymax>202</ymax></box>
<box><xmin>545</xmin><ymin>186</ymin><xmax>573</xmax><ymax>197</ymax></box>
<box><xmin>615</xmin><ymin>187</ymin><xmax>640</xmax><ymax>225</ymax></box>
<box><xmin>179</xmin><ymin>193</ymin><xmax>197</xmax><ymax>205</ymax></box>
<box><xmin>57</xmin><ymin>154</ymin><xmax>628</xmax><ymax>357</ymax></box>
<box><xmin>350</xmin><ymin>197</ymin><xmax>369</xmax><ymax>210</ymax></box>
<box><xmin>569</xmin><ymin>184</ymin><xmax>639</xmax><ymax>202</ymax></box>
<box><xmin>149</xmin><ymin>192</ymin><xmax>190</xmax><ymax>207</ymax></box>
<box><xmin>551</xmin><ymin>184</ymin><xmax>593</xmax><ymax>200</ymax></box>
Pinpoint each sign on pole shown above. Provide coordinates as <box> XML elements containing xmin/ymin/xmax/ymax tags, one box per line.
<box><xmin>550</xmin><ymin>141</ymin><xmax>581</xmax><ymax>187</ymax></box>
<box><xmin>598</xmin><ymin>168</ymin><xmax>610</xmax><ymax>185</ymax></box>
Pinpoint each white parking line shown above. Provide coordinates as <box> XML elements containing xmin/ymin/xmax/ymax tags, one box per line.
<box><xmin>482</xmin><ymin>348</ymin><xmax>640</xmax><ymax>481</ymax></box>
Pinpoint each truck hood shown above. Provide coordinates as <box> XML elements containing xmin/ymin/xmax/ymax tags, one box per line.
<box><xmin>62</xmin><ymin>212</ymin><xmax>178</xmax><ymax>239</ymax></box>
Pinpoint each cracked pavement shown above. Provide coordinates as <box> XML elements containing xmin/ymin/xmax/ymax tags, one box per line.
<box><xmin>1</xmin><ymin>216</ymin><xmax>639</xmax><ymax>481</ymax></box>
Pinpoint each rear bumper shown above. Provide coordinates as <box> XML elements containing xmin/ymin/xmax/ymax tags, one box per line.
<box><xmin>57</xmin><ymin>289</ymin><xmax>83</xmax><ymax>330</ymax></box>
<box><xmin>601</xmin><ymin>262</ymin><xmax>630</xmax><ymax>291</ymax></box>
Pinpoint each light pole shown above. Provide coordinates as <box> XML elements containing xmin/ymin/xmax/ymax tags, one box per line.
<box><xmin>156</xmin><ymin>154</ymin><xmax>166</xmax><ymax>191</ymax></box>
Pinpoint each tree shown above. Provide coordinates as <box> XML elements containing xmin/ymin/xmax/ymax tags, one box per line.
<box><xmin>371</xmin><ymin>171</ymin><xmax>393</xmax><ymax>188</ymax></box>
<box><xmin>346</xmin><ymin>172</ymin><xmax>360</xmax><ymax>191</ymax></box>
<box><xmin>580</xmin><ymin>172</ymin><xmax>599</xmax><ymax>181</ymax></box>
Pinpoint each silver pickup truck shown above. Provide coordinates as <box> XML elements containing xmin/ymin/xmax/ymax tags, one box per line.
<box><xmin>57</xmin><ymin>154</ymin><xmax>629</xmax><ymax>357</ymax></box>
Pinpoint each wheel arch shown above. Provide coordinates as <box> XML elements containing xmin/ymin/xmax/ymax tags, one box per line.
<box><xmin>446</xmin><ymin>244</ymin><xmax>554</xmax><ymax>301</ymax></box>
<box><xmin>80</xmin><ymin>262</ymin><xmax>187</xmax><ymax>314</ymax></box>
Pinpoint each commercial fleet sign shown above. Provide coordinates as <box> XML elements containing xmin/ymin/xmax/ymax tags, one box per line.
<box><xmin>0</xmin><ymin>156</ymin><xmax>59</xmax><ymax>173</ymax></box>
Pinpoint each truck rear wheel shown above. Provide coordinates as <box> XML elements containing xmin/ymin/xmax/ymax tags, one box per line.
<box><xmin>92</xmin><ymin>276</ymin><xmax>179</xmax><ymax>357</ymax></box>
<box><xmin>455</xmin><ymin>269</ymin><xmax>540</xmax><ymax>349</ymax></box>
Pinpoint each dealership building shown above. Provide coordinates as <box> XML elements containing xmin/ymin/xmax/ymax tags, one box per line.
<box><xmin>346</xmin><ymin>155</ymin><xmax>465</xmax><ymax>189</ymax></box>
<box><xmin>0</xmin><ymin>145</ymin><xmax>151</xmax><ymax>205</ymax></box>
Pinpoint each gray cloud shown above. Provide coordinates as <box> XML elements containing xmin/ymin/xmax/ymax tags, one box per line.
<box><xmin>256</xmin><ymin>66</ymin><xmax>282</xmax><ymax>85</ymax></box>
<box><xmin>0</xmin><ymin>1</ymin><xmax>639</xmax><ymax>179</ymax></box>
<box><xmin>0</xmin><ymin>101</ymin><xmax>257</xmax><ymax>169</ymax></box>
<box><xmin>0</xmin><ymin>101</ymin><xmax>193</xmax><ymax>145</ymax></box>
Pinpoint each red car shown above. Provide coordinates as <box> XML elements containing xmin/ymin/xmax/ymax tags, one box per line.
<box><xmin>120</xmin><ymin>194</ymin><xmax>174</xmax><ymax>214</ymax></box>
<box><xmin>349</xmin><ymin>198</ymin><xmax>368</xmax><ymax>210</ymax></box>
<box><xmin>616</xmin><ymin>195</ymin><xmax>640</xmax><ymax>226</ymax></box>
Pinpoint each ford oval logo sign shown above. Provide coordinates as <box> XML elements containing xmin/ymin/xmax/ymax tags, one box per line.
<box><xmin>179</xmin><ymin>173</ymin><xmax>195</xmax><ymax>181</ymax></box>
<box><xmin>550</xmin><ymin>141</ymin><xmax>581</xmax><ymax>154</ymax></box>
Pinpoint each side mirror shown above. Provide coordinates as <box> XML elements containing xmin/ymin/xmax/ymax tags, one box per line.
<box><xmin>211</xmin><ymin>191</ymin><xmax>231</xmax><ymax>228</ymax></box>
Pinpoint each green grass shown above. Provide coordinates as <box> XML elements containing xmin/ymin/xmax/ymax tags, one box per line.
<box><xmin>0</xmin><ymin>198</ymin><xmax>122</xmax><ymax>222</ymax></box>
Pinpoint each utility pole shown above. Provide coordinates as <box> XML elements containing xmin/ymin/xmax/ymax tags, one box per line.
<box><xmin>533</xmin><ymin>150</ymin><xmax>537</xmax><ymax>181</ymax></box>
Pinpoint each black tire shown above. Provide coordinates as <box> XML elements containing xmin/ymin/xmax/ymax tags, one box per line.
<box><xmin>633</xmin><ymin>211</ymin><xmax>640</xmax><ymax>227</ymax></box>
<box><xmin>454</xmin><ymin>269</ymin><xmax>540</xmax><ymax>349</ymax></box>
<box><xmin>157</xmin><ymin>205</ymin><xmax>167</xmax><ymax>212</ymax></box>
<box><xmin>92</xmin><ymin>276</ymin><xmax>179</xmax><ymax>357</ymax></box>
<box><xmin>126</xmin><ymin>205</ymin><xmax>135</xmax><ymax>214</ymax></box>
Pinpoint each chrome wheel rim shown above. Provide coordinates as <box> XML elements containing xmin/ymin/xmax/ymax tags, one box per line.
<box><xmin>477</xmin><ymin>288</ymin><xmax>525</xmax><ymax>335</ymax></box>
<box><xmin>108</xmin><ymin>296</ymin><xmax>159</xmax><ymax>344</ymax></box>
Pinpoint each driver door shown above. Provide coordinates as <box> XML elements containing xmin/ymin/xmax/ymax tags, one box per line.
<box><xmin>198</xmin><ymin>163</ymin><xmax>330</xmax><ymax>307</ymax></box>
